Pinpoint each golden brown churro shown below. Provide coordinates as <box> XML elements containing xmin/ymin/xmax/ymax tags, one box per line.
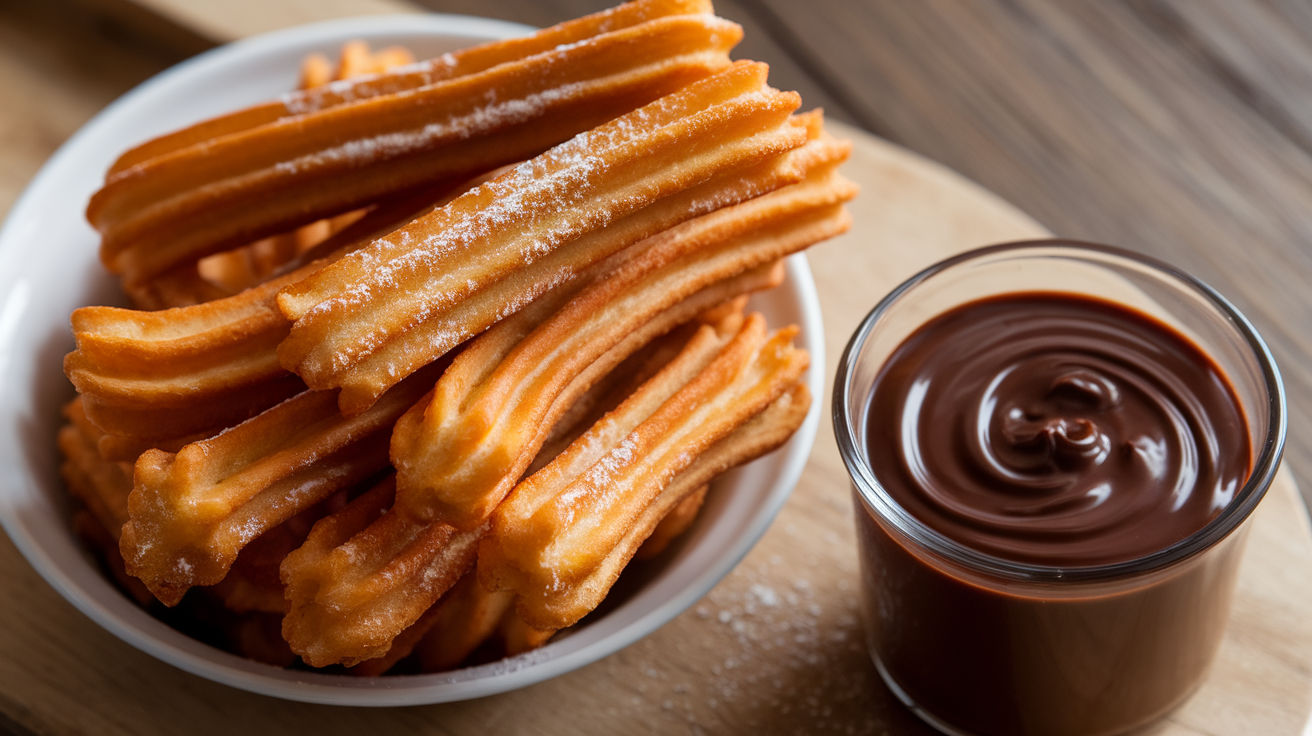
<box><xmin>391</xmin><ymin>127</ymin><xmax>853</xmax><ymax>528</ymax></box>
<box><xmin>121</xmin><ymin>42</ymin><xmax>414</xmax><ymax>311</ymax></box>
<box><xmin>66</xmin><ymin>269</ymin><xmax>310</xmax><ymax>447</ymax></box>
<box><xmin>281</xmin><ymin>476</ymin><xmax>486</xmax><ymax>667</ymax></box>
<box><xmin>278</xmin><ymin>61</ymin><xmax>806</xmax><ymax>414</ymax></box>
<box><xmin>119</xmin><ymin>358</ymin><xmax>443</xmax><ymax>606</ymax></box>
<box><xmin>91</xmin><ymin>10</ymin><xmax>741</xmax><ymax>290</ymax></box>
<box><xmin>480</xmin><ymin>315</ymin><xmax>811</xmax><ymax>630</ymax></box>
<box><xmin>109</xmin><ymin>0</ymin><xmax>715</xmax><ymax>173</ymax></box>
<box><xmin>64</xmin><ymin>177</ymin><xmax>466</xmax><ymax>460</ymax></box>
<box><xmin>284</xmin><ymin>302</ymin><xmax>748</xmax><ymax>670</ymax></box>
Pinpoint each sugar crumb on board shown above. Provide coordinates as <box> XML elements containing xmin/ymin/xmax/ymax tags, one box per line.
<box><xmin>592</xmin><ymin>513</ymin><xmax>935</xmax><ymax>736</ymax></box>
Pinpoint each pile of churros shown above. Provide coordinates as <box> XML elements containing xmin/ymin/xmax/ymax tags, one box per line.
<box><xmin>58</xmin><ymin>0</ymin><xmax>856</xmax><ymax>673</ymax></box>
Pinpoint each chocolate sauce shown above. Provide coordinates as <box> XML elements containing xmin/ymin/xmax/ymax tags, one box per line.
<box><xmin>855</xmin><ymin>292</ymin><xmax>1254</xmax><ymax>736</ymax></box>
<box><xmin>865</xmin><ymin>292</ymin><xmax>1250</xmax><ymax>566</ymax></box>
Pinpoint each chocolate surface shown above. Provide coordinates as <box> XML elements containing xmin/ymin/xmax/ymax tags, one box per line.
<box><xmin>865</xmin><ymin>292</ymin><xmax>1250</xmax><ymax>566</ymax></box>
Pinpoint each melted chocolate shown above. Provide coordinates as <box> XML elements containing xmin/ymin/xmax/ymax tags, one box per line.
<box><xmin>865</xmin><ymin>292</ymin><xmax>1250</xmax><ymax>566</ymax></box>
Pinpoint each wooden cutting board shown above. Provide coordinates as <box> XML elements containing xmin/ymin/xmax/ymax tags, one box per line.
<box><xmin>0</xmin><ymin>122</ymin><xmax>1308</xmax><ymax>736</ymax></box>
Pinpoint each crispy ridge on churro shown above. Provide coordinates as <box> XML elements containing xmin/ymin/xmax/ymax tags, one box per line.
<box><xmin>92</xmin><ymin>12</ymin><xmax>742</xmax><ymax>289</ymax></box>
<box><xmin>64</xmin><ymin>177</ymin><xmax>471</xmax><ymax>458</ymax></box>
<box><xmin>119</xmin><ymin>359</ymin><xmax>442</xmax><ymax>606</ymax></box>
<box><xmin>278</xmin><ymin>61</ymin><xmax>806</xmax><ymax>414</ymax></box>
<box><xmin>123</xmin><ymin>42</ymin><xmax>419</xmax><ymax>311</ymax></box>
<box><xmin>348</xmin><ymin>569</ymin><xmax>513</xmax><ymax>676</ymax></box>
<box><xmin>275</xmin><ymin>296</ymin><xmax>755</xmax><ymax>666</ymax></box>
<box><xmin>480</xmin><ymin>315</ymin><xmax>810</xmax><ymax>629</ymax></box>
<box><xmin>281</xmin><ymin>477</ymin><xmax>485</xmax><ymax>668</ymax></box>
<box><xmin>391</xmin><ymin>135</ymin><xmax>854</xmax><ymax>528</ymax></box>
<box><xmin>109</xmin><ymin>0</ymin><xmax>714</xmax><ymax>174</ymax></box>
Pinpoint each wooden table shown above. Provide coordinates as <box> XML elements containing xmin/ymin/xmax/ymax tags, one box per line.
<box><xmin>3</xmin><ymin>1</ymin><xmax>1312</xmax><ymax>734</ymax></box>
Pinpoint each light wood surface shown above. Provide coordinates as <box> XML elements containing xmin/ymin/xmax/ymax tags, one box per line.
<box><xmin>2</xmin><ymin>101</ymin><xmax>1312</xmax><ymax>733</ymax></box>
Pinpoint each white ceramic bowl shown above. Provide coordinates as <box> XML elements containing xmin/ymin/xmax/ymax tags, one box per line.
<box><xmin>0</xmin><ymin>15</ymin><xmax>823</xmax><ymax>705</ymax></box>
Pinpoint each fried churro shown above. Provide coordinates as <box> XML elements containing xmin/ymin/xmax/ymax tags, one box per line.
<box><xmin>480</xmin><ymin>315</ymin><xmax>811</xmax><ymax>630</ymax></box>
<box><xmin>65</xmin><ymin>177</ymin><xmax>466</xmax><ymax>459</ymax></box>
<box><xmin>109</xmin><ymin>0</ymin><xmax>716</xmax><ymax>173</ymax></box>
<box><xmin>278</xmin><ymin>61</ymin><xmax>806</xmax><ymax>414</ymax></box>
<box><xmin>391</xmin><ymin>128</ymin><xmax>854</xmax><ymax>528</ymax></box>
<box><xmin>281</xmin><ymin>476</ymin><xmax>485</xmax><ymax>668</ymax></box>
<box><xmin>92</xmin><ymin>10</ymin><xmax>741</xmax><ymax>290</ymax></box>
<box><xmin>279</xmin><ymin>297</ymin><xmax>757</xmax><ymax>668</ymax></box>
<box><xmin>119</xmin><ymin>358</ymin><xmax>443</xmax><ymax>606</ymax></box>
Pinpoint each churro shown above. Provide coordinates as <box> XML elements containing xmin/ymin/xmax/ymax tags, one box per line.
<box><xmin>109</xmin><ymin>0</ymin><xmax>715</xmax><ymax>172</ymax></box>
<box><xmin>391</xmin><ymin>132</ymin><xmax>854</xmax><ymax>528</ymax></box>
<box><xmin>480</xmin><ymin>315</ymin><xmax>810</xmax><ymax>630</ymax></box>
<box><xmin>119</xmin><ymin>359</ymin><xmax>443</xmax><ymax>606</ymax></box>
<box><xmin>296</xmin><ymin>302</ymin><xmax>746</xmax><ymax>671</ymax></box>
<box><xmin>91</xmin><ymin>10</ymin><xmax>742</xmax><ymax>290</ymax></box>
<box><xmin>281</xmin><ymin>476</ymin><xmax>485</xmax><ymax>668</ymax></box>
<box><xmin>65</xmin><ymin>178</ymin><xmax>464</xmax><ymax>459</ymax></box>
<box><xmin>278</xmin><ymin>61</ymin><xmax>806</xmax><ymax>414</ymax></box>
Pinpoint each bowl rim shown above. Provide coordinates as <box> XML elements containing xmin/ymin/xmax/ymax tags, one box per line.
<box><xmin>0</xmin><ymin>13</ymin><xmax>824</xmax><ymax>705</ymax></box>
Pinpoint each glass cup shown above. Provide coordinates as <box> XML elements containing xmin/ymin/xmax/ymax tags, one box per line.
<box><xmin>832</xmin><ymin>240</ymin><xmax>1286</xmax><ymax>736</ymax></box>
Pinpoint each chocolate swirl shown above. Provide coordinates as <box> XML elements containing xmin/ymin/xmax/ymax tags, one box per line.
<box><xmin>866</xmin><ymin>293</ymin><xmax>1250</xmax><ymax>566</ymax></box>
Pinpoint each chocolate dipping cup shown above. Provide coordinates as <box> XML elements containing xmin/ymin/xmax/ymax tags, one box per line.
<box><xmin>833</xmin><ymin>241</ymin><xmax>1286</xmax><ymax>736</ymax></box>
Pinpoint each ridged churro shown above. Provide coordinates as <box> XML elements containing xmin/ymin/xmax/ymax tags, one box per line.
<box><xmin>119</xmin><ymin>359</ymin><xmax>443</xmax><ymax>606</ymax></box>
<box><xmin>281</xmin><ymin>476</ymin><xmax>485</xmax><ymax>668</ymax></box>
<box><xmin>288</xmin><ymin>301</ymin><xmax>747</xmax><ymax>670</ymax></box>
<box><xmin>208</xmin><ymin>491</ymin><xmax>347</xmax><ymax>615</ymax></box>
<box><xmin>480</xmin><ymin>315</ymin><xmax>810</xmax><ymax>630</ymax></box>
<box><xmin>109</xmin><ymin>0</ymin><xmax>715</xmax><ymax>173</ymax></box>
<box><xmin>278</xmin><ymin>61</ymin><xmax>806</xmax><ymax>414</ymax></box>
<box><xmin>91</xmin><ymin>10</ymin><xmax>741</xmax><ymax>290</ymax></box>
<box><xmin>65</xmin><ymin>178</ymin><xmax>465</xmax><ymax>460</ymax></box>
<box><xmin>391</xmin><ymin>132</ymin><xmax>854</xmax><ymax>528</ymax></box>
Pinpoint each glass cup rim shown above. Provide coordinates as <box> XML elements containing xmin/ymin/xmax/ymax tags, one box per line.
<box><xmin>833</xmin><ymin>239</ymin><xmax>1288</xmax><ymax>583</ymax></box>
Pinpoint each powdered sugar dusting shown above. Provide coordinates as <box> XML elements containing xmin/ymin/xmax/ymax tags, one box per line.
<box><xmin>276</xmin><ymin>82</ymin><xmax>589</xmax><ymax>177</ymax></box>
<box><xmin>280</xmin><ymin>56</ymin><xmax>455</xmax><ymax>115</ymax></box>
